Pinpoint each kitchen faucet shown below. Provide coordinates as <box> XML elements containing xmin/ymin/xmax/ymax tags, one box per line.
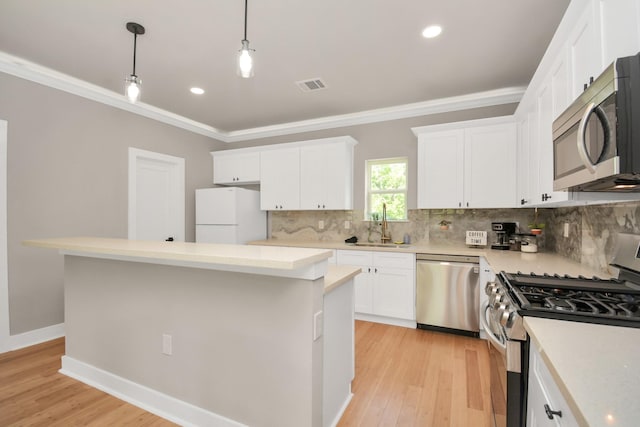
<box><xmin>381</xmin><ymin>203</ymin><xmax>391</xmax><ymax>243</ymax></box>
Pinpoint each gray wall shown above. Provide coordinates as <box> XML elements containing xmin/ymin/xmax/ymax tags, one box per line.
<box><xmin>0</xmin><ymin>73</ymin><xmax>224</xmax><ymax>335</ymax></box>
<box><xmin>228</xmin><ymin>103</ymin><xmax>517</xmax><ymax>211</ymax></box>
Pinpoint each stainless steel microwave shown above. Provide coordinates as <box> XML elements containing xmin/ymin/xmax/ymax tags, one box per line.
<box><xmin>553</xmin><ymin>52</ymin><xmax>640</xmax><ymax>192</ymax></box>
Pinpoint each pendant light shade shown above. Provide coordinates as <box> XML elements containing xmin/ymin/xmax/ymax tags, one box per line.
<box><xmin>237</xmin><ymin>0</ymin><xmax>254</xmax><ymax>78</ymax></box>
<box><xmin>125</xmin><ymin>22</ymin><xmax>145</xmax><ymax>103</ymax></box>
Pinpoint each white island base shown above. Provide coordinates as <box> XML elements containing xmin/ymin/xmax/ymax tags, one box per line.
<box><xmin>25</xmin><ymin>238</ymin><xmax>359</xmax><ymax>427</ymax></box>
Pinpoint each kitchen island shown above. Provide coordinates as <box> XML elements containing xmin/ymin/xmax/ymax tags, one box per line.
<box><xmin>24</xmin><ymin>237</ymin><xmax>360</xmax><ymax>427</ymax></box>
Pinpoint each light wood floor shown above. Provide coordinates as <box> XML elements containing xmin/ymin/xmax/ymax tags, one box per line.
<box><xmin>0</xmin><ymin>321</ymin><xmax>491</xmax><ymax>426</ymax></box>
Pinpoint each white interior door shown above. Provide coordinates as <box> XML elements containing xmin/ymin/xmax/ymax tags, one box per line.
<box><xmin>128</xmin><ymin>148</ymin><xmax>185</xmax><ymax>242</ymax></box>
<box><xmin>0</xmin><ymin>120</ymin><xmax>8</xmax><ymax>352</ymax></box>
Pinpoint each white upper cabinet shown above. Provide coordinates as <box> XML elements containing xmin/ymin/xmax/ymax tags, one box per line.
<box><xmin>567</xmin><ymin>1</ymin><xmax>602</xmax><ymax>99</ymax></box>
<box><xmin>260</xmin><ymin>147</ymin><xmax>301</xmax><ymax>210</ymax></box>
<box><xmin>211</xmin><ymin>150</ymin><xmax>260</xmax><ymax>185</ymax></box>
<box><xmin>515</xmin><ymin>0</ymin><xmax>640</xmax><ymax>207</ymax></box>
<box><xmin>464</xmin><ymin>124</ymin><xmax>517</xmax><ymax>208</ymax></box>
<box><xmin>414</xmin><ymin>118</ymin><xmax>517</xmax><ymax>209</ymax></box>
<box><xmin>599</xmin><ymin>0</ymin><xmax>640</xmax><ymax>71</ymax></box>
<box><xmin>416</xmin><ymin>129</ymin><xmax>465</xmax><ymax>209</ymax></box>
<box><xmin>299</xmin><ymin>139</ymin><xmax>356</xmax><ymax>210</ymax></box>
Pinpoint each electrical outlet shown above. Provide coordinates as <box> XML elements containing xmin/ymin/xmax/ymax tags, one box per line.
<box><xmin>313</xmin><ymin>311</ymin><xmax>324</xmax><ymax>341</ymax></box>
<box><xmin>162</xmin><ymin>334</ymin><xmax>172</xmax><ymax>355</ymax></box>
<box><xmin>563</xmin><ymin>222</ymin><xmax>569</xmax><ymax>238</ymax></box>
<box><xmin>344</xmin><ymin>220</ymin><xmax>350</xmax><ymax>229</ymax></box>
<box><xmin>318</xmin><ymin>220</ymin><xmax>325</xmax><ymax>230</ymax></box>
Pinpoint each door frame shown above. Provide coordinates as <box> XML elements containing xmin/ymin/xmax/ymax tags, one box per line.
<box><xmin>128</xmin><ymin>147</ymin><xmax>185</xmax><ymax>241</ymax></box>
<box><xmin>0</xmin><ymin>120</ymin><xmax>8</xmax><ymax>352</ymax></box>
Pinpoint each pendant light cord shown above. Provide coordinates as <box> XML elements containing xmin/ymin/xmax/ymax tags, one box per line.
<box><xmin>243</xmin><ymin>0</ymin><xmax>248</xmax><ymax>41</ymax></box>
<box><xmin>132</xmin><ymin>32</ymin><xmax>138</xmax><ymax>76</ymax></box>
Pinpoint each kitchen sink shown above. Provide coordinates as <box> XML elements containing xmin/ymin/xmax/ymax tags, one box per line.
<box><xmin>350</xmin><ymin>242</ymin><xmax>411</xmax><ymax>249</ymax></box>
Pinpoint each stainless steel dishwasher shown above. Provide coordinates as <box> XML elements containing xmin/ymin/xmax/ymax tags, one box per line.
<box><xmin>416</xmin><ymin>254</ymin><xmax>480</xmax><ymax>337</ymax></box>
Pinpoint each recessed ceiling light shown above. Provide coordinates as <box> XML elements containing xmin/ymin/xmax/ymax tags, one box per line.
<box><xmin>190</xmin><ymin>87</ymin><xmax>205</xmax><ymax>95</ymax></box>
<box><xmin>422</xmin><ymin>25</ymin><xmax>442</xmax><ymax>39</ymax></box>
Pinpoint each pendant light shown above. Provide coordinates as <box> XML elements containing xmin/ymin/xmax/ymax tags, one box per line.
<box><xmin>125</xmin><ymin>22</ymin><xmax>145</xmax><ymax>103</ymax></box>
<box><xmin>237</xmin><ymin>0</ymin><xmax>254</xmax><ymax>78</ymax></box>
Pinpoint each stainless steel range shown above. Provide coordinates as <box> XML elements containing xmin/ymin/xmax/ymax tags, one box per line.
<box><xmin>481</xmin><ymin>233</ymin><xmax>640</xmax><ymax>427</ymax></box>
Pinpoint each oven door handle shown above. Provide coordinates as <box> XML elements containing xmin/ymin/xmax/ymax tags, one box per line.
<box><xmin>481</xmin><ymin>302</ymin><xmax>506</xmax><ymax>354</ymax></box>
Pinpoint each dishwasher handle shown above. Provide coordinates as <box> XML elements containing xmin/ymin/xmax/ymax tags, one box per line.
<box><xmin>416</xmin><ymin>253</ymin><xmax>480</xmax><ymax>263</ymax></box>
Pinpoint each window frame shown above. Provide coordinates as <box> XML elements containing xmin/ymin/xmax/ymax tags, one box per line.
<box><xmin>365</xmin><ymin>157</ymin><xmax>408</xmax><ymax>221</ymax></box>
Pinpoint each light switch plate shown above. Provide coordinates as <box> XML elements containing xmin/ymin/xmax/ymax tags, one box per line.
<box><xmin>318</xmin><ymin>220</ymin><xmax>325</xmax><ymax>230</ymax></box>
<box><xmin>564</xmin><ymin>222</ymin><xmax>569</xmax><ymax>237</ymax></box>
<box><xmin>162</xmin><ymin>334</ymin><xmax>172</xmax><ymax>355</ymax></box>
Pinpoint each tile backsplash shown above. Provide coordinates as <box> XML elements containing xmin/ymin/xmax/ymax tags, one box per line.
<box><xmin>269</xmin><ymin>202</ymin><xmax>640</xmax><ymax>274</ymax></box>
<box><xmin>270</xmin><ymin>208</ymin><xmax>547</xmax><ymax>247</ymax></box>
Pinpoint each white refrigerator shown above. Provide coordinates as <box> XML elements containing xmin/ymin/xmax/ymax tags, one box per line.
<box><xmin>195</xmin><ymin>187</ymin><xmax>266</xmax><ymax>244</ymax></box>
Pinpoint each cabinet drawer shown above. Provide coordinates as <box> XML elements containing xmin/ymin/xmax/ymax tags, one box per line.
<box><xmin>337</xmin><ymin>250</ymin><xmax>373</xmax><ymax>266</ymax></box>
<box><xmin>373</xmin><ymin>252</ymin><xmax>415</xmax><ymax>269</ymax></box>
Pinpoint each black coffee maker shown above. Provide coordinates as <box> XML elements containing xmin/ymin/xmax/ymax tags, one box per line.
<box><xmin>491</xmin><ymin>222</ymin><xmax>517</xmax><ymax>250</ymax></box>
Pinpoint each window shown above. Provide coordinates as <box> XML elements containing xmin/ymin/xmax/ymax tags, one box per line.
<box><xmin>366</xmin><ymin>157</ymin><xmax>407</xmax><ymax>221</ymax></box>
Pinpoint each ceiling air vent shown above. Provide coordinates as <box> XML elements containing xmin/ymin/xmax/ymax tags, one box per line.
<box><xmin>296</xmin><ymin>78</ymin><xmax>328</xmax><ymax>92</ymax></box>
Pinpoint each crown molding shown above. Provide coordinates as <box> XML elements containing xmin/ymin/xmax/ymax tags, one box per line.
<box><xmin>0</xmin><ymin>51</ymin><xmax>227</xmax><ymax>141</ymax></box>
<box><xmin>224</xmin><ymin>87</ymin><xmax>524</xmax><ymax>142</ymax></box>
<box><xmin>1</xmin><ymin>51</ymin><xmax>524</xmax><ymax>143</ymax></box>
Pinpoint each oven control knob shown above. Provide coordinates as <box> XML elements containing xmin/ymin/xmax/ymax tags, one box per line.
<box><xmin>485</xmin><ymin>282</ymin><xmax>497</xmax><ymax>296</ymax></box>
<box><xmin>492</xmin><ymin>294</ymin><xmax>506</xmax><ymax>308</ymax></box>
<box><xmin>500</xmin><ymin>309</ymin><xmax>515</xmax><ymax>327</ymax></box>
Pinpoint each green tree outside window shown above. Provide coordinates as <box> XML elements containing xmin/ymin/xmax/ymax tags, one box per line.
<box><xmin>366</xmin><ymin>158</ymin><xmax>407</xmax><ymax>220</ymax></box>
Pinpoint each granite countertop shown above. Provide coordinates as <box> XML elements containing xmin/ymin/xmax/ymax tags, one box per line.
<box><xmin>249</xmin><ymin>239</ymin><xmax>610</xmax><ymax>278</ymax></box>
<box><xmin>24</xmin><ymin>237</ymin><xmax>333</xmax><ymax>274</ymax></box>
<box><xmin>524</xmin><ymin>317</ymin><xmax>640</xmax><ymax>426</ymax></box>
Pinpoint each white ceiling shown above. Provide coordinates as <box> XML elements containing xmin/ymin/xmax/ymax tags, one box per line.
<box><xmin>0</xmin><ymin>0</ymin><xmax>570</xmax><ymax>135</ymax></box>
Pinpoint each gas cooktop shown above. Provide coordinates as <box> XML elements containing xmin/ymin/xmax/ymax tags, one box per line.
<box><xmin>499</xmin><ymin>271</ymin><xmax>640</xmax><ymax>328</ymax></box>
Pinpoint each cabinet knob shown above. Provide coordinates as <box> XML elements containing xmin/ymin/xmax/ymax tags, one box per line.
<box><xmin>459</xmin><ymin>202</ymin><xmax>462</xmax><ymax>207</ymax></box>
<box><xmin>374</xmin><ymin>268</ymin><xmax>378</xmax><ymax>273</ymax></box>
<box><xmin>521</xmin><ymin>198</ymin><xmax>527</xmax><ymax>205</ymax></box>
<box><xmin>368</xmin><ymin>267</ymin><xmax>371</xmax><ymax>273</ymax></box>
<box><xmin>466</xmin><ymin>202</ymin><xmax>469</xmax><ymax>207</ymax></box>
<box><xmin>322</xmin><ymin>204</ymin><xmax>325</xmax><ymax>208</ymax></box>
<box><xmin>544</xmin><ymin>404</ymin><xmax>562</xmax><ymax>420</ymax></box>
<box><xmin>542</xmin><ymin>193</ymin><xmax>552</xmax><ymax>202</ymax></box>
<box><xmin>583</xmin><ymin>82</ymin><xmax>588</xmax><ymax>91</ymax></box>
<box><xmin>318</xmin><ymin>204</ymin><xmax>321</xmax><ymax>208</ymax></box>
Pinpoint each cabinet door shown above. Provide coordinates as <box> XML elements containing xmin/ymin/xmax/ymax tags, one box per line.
<box><xmin>550</xmin><ymin>51</ymin><xmax>571</xmax><ymax>120</ymax></box>
<box><xmin>373</xmin><ymin>267</ymin><xmax>415</xmax><ymax>320</ymax></box>
<box><xmin>300</xmin><ymin>142</ymin><xmax>353</xmax><ymax>210</ymax></box>
<box><xmin>527</xmin><ymin>344</ymin><xmax>579</xmax><ymax>426</ymax></box>
<box><xmin>568</xmin><ymin>1</ymin><xmax>602</xmax><ymax>99</ymax></box>
<box><xmin>300</xmin><ymin>144</ymin><xmax>327</xmax><ymax>209</ymax></box>
<box><xmin>517</xmin><ymin>114</ymin><xmax>533</xmax><ymax>207</ymax></box>
<box><xmin>417</xmin><ymin>130</ymin><xmax>465</xmax><ymax>208</ymax></box>
<box><xmin>337</xmin><ymin>250</ymin><xmax>374</xmax><ymax>314</ymax></box>
<box><xmin>535</xmin><ymin>78</ymin><xmax>570</xmax><ymax>205</ymax></box>
<box><xmin>600</xmin><ymin>0</ymin><xmax>640</xmax><ymax>67</ymax></box>
<box><xmin>213</xmin><ymin>151</ymin><xmax>260</xmax><ymax>185</ymax></box>
<box><xmin>464</xmin><ymin>124</ymin><xmax>517</xmax><ymax>208</ymax></box>
<box><xmin>260</xmin><ymin>148</ymin><xmax>300</xmax><ymax>210</ymax></box>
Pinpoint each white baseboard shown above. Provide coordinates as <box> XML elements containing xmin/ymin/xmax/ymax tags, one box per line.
<box><xmin>60</xmin><ymin>356</ymin><xmax>246</xmax><ymax>427</ymax></box>
<box><xmin>328</xmin><ymin>390</ymin><xmax>353</xmax><ymax>427</ymax></box>
<box><xmin>6</xmin><ymin>322</ymin><xmax>65</xmax><ymax>351</ymax></box>
<box><xmin>355</xmin><ymin>313</ymin><xmax>417</xmax><ymax>329</ymax></box>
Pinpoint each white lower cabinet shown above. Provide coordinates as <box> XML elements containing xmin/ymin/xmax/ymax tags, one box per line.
<box><xmin>527</xmin><ymin>343</ymin><xmax>579</xmax><ymax>426</ymax></box>
<box><xmin>337</xmin><ymin>250</ymin><xmax>415</xmax><ymax>326</ymax></box>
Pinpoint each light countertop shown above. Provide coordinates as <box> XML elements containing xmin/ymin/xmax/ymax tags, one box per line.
<box><xmin>324</xmin><ymin>265</ymin><xmax>361</xmax><ymax>294</ymax></box>
<box><xmin>249</xmin><ymin>239</ymin><xmax>610</xmax><ymax>278</ymax></box>
<box><xmin>24</xmin><ymin>237</ymin><xmax>334</xmax><ymax>278</ymax></box>
<box><xmin>524</xmin><ymin>317</ymin><xmax>640</xmax><ymax>426</ymax></box>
